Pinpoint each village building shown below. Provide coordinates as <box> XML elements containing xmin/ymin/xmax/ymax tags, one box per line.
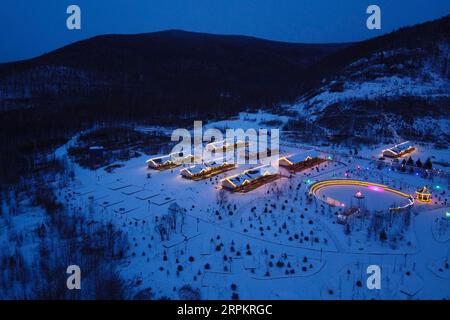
<box><xmin>221</xmin><ymin>164</ymin><xmax>279</xmax><ymax>192</ymax></box>
<box><xmin>147</xmin><ymin>152</ymin><xmax>194</xmax><ymax>170</ymax></box>
<box><xmin>382</xmin><ymin>141</ymin><xmax>415</xmax><ymax>158</ymax></box>
<box><xmin>205</xmin><ymin>138</ymin><xmax>246</xmax><ymax>153</ymax></box>
<box><xmin>279</xmin><ymin>151</ymin><xmax>325</xmax><ymax>172</ymax></box>
<box><xmin>180</xmin><ymin>159</ymin><xmax>235</xmax><ymax>180</ymax></box>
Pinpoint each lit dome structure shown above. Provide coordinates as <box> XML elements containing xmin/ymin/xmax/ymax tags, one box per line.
<box><xmin>415</xmin><ymin>186</ymin><xmax>431</xmax><ymax>203</ymax></box>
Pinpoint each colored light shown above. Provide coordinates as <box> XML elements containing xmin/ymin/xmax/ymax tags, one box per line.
<box><xmin>368</xmin><ymin>185</ymin><xmax>384</xmax><ymax>192</ymax></box>
<box><xmin>435</xmin><ymin>185</ymin><xmax>441</xmax><ymax>190</ymax></box>
<box><xmin>446</xmin><ymin>212</ymin><xmax>450</xmax><ymax>218</ymax></box>
<box><xmin>327</xmin><ymin>156</ymin><xmax>333</xmax><ymax>160</ymax></box>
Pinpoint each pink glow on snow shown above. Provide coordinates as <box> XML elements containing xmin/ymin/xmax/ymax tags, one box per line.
<box><xmin>368</xmin><ymin>185</ymin><xmax>384</xmax><ymax>192</ymax></box>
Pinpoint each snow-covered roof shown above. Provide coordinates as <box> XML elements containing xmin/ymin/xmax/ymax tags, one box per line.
<box><xmin>245</xmin><ymin>169</ymin><xmax>262</xmax><ymax>180</ymax></box>
<box><xmin>391</xmin><ymin>142</ymin><xmax>413</xmax><ymax>153</ymax></box>
<box><xmin>183</xmin><ymin>159</ymin><xmax>228</xmax><ymax>175</ymax></box>
<box><xmin>384</xmin><ymin>141</ymin><xmax>414</xmax><ymax>155</ymax></box>
<box><xmin>228</xmin><ymin>173</ymin><xmax>250</xmax><ymax>187</ymax></box>
<box><xmin>170</xmin><ymin>152</ymin><xmax>194</xmax><ymax>164</ymax></box>
<box><xmin>281</xmin><ymin>151</ymin><xmax>321</xmax><ymax>165</ymax></box>
<box><xmin>244</xmin><ymin>165</ymin><xmax>278</xmax><ymax>180</ymax></box>
<box><xmin>205</xmin><ymin>160</ymin><xmax>226</xmax><ymax>168</ymax></box>
<box><xmin>184</xmin><ymin>165</ymin><xmax>206</xmax><ymax>175</ymax></box>
<box><xmin>259</xmin><ymin>165</ymin><xmax>278</xmax><ymax>176</ymax></box>
<box><xmin>206</xmin><ymin>138</ymin><xmax>244</xmax><ymax>150</ymax></box>
<box><xmin>287</xmin><ymin>154</ymin><xmax>307</xmax><ymax>163</ymax></box>
<box><xmin>148</xmin><ymin>154</ymin><xmax>172</xmax><ymax>164</ymax></box>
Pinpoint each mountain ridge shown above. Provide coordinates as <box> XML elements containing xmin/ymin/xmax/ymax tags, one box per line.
<box><xmin>0</xmin><ymin>29</ymin><xmax>350</xmax><ymax>115</ymax></box>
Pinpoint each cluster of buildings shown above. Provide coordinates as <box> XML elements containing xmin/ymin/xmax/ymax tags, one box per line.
<box><xmin>221</xmin><ymin>165</ymin><xmax>279</xmax><ymax>192</ymax></box>
<box><xmin>205</xmin><ymin>138</ymin><xmax>247</xmax><ymax>153</ymax></box>
<box><xmin>146</xmin><ymin>142</ymin><xmax>327</xmax><ymax>193</ymax></box>
<box><xmin>144</xmin><ymin>138</ymin><xmax>435</xmax><ymax>211</ymax></box>
<box><xmin>180</xmin><ymin>160</ymin><xmax>236</xmax><ymax>180</ymax></box>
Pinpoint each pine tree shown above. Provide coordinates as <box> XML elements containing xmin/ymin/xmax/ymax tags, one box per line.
<box><xmin>379</xmin><ymin>230</ymin><xmax>388</xmax><ymax>241</ymax></box>
<box><xmin>424</xmin><ymin>158</ymin><xmax>433</xmax><ymax>170</ymax></box>
<box><xmin>344</xmin><ymin>223</ymin><xmax>351</xmax><ymax>235</ymax></box>
<box><xmin>416</xmin><ymin>158</ymin><xmax>423</xmax><ymax>168</ymax></box>
<box><xmin>406</xmin><ymin>157</ymin><xmax>414</xmax><ymax>166</ymax></box>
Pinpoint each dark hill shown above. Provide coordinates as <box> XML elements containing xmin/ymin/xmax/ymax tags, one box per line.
<box><xmin>0</xmin><ymin>30</ymin><xmax>347</xmax><ymax>115</ymax></box>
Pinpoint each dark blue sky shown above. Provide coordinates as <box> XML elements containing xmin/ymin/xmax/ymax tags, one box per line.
<box><xmin>1</xmin><ymin>0</ymin><xmax>449</xmax><ymax>63</ymax></box>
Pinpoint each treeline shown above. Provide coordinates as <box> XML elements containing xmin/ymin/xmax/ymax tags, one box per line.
<box><xmin>0</xmin><ymin>101</ymin><xmax>217</xmax><ymax>189</ymax></box>
<box><xmin>68</xmin><ymin>126</ymin><xmax>173</xmax><ymax>170</ymax></box>
<box><xmin>0</xmin><ymin>105</ymin><xmax>87</xmax><ymax>188</ymax></box>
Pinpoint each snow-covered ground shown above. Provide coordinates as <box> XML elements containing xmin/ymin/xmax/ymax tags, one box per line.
<box><xmin>2</xmin><ymin>112</ymin><xmax>449</xmax><ymax>299</ymax></box>
<box><xmin>290</xmin><ymin>74</ymin><xmax>450</xmax><ymax>121</ymax></box>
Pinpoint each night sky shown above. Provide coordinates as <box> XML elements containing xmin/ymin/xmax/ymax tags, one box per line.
<box><xmin>1</xmin><ymin>0</ymin><xmax>449</xmax><ymax>63</ymax></box>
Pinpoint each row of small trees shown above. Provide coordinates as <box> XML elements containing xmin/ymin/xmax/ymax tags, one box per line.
<box><xmin>402</xmin><ymin>156</ymin><xmax>433</xmax><ymax>170</ymax></box>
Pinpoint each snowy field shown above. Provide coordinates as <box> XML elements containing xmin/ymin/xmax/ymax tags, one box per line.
<box><xmin>2</xmin><ymin>112</ymin><xmax>449</xmax><ymax>300</ymax></box>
